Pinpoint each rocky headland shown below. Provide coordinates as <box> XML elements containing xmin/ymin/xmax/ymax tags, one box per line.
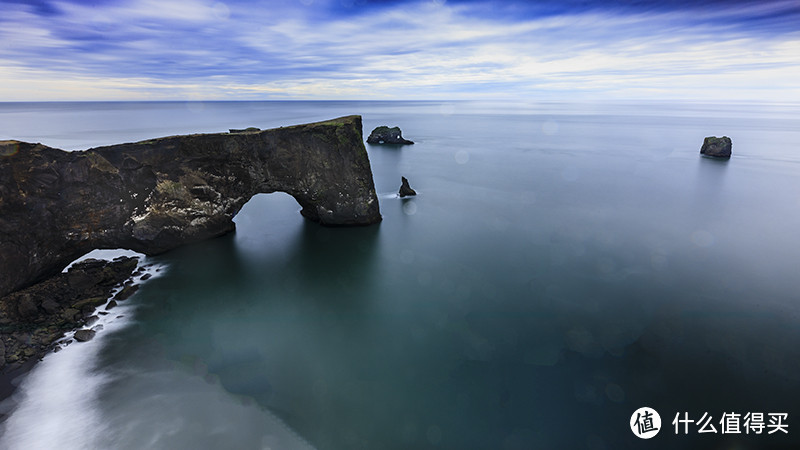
<box><xmin>0</xmin><ymin>115</ymin><xmax>382</xmax><ymax>300</ymax></box>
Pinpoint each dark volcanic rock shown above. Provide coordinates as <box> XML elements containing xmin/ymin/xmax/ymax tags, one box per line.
<box><xmin>41</xmin><ymin>298</ymin><xmax>60</xmax><ymax>315</ymax></box>
<box><xmin>105</xmin><ymin>300</ymin><xmax>118</xmax><ymax>310</ymax></box>
<box><xmin>366</xmin><ymin>126</ymin><xmax>414</xmax><ymax>145</ymax></box>
<box><xmin>0</xmin><ymin>116</ymin><xmax>381</xmax><ymax>298</ymax></box>
<box><xmin>17</xmin><ymin>294</ymin><xmax>39</xmax><ymax>319</ymax></box>
<box><xmin>62</xmin><ymin>308</ymin><xmax>80</xmax><ymax>321</ymax></box>
<box><xmin>73</xmin><ymin>329</ymin><xmax>96</xmax><ymax>342</ymax></box>
<box><xmin>399</xmin><ymin>176</ymin><xmax>417</xmax><ymax>197</ymax></box>
<box><xmin>114</xmin><ymin>284</ymin><xmax>139</xmax><ymax>301</ymax></box>
<box><xmin>700</xmin><ymin>136</ymin><xmax>732</xmax><ymax>158</ymax></box>
<box><xmin>0</xmin><ymin>257</ymin><xmax>138</xmax><ymax>369</ymax></box>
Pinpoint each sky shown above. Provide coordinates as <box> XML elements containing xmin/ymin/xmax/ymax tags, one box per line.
<box><xmin>0</xmin><ymin>0</ymin><xmax>798</xmax><ymax>101</ymax></box>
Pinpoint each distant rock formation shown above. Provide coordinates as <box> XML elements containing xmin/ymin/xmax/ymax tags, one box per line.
<box><xmin>399</xmin><ymin>176</ymin><xmax>417</xmax><ymax>197</ymax></box>
<box><xmin>0</xmin><ymin>115</ymin><xmax>381</xmax><ymax>298</ymax></box>
<box><xmin>700</xmin><ymin>136</ymin><xmax>732</xmax><ymax>158</ymax></box>
<box><xmin>366</xmin><ymin>126</ymin><xmax>414</xmax><ymax>145</ymax></box>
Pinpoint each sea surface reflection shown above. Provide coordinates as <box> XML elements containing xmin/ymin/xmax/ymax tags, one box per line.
<box><xmin>1</xmin><ymin>101</ymin><xmax>799</xmax><ymax>449</ymax></box>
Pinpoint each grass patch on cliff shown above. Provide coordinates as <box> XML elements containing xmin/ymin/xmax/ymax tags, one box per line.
<box><xmin>86</xmin><ymin>152</ymin><xmax>119</xmax><ymax>174</ymax></box>
<box><xmin>155</xmin><ymin>179</ymin><xmax>190</xmax><ymax>201</ymax></box>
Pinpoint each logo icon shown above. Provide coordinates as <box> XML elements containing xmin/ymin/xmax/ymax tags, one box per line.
<box><xmin>631</xmin><ymin>407</ymin><xmax>661</xmax><ymax>439</ymax></box>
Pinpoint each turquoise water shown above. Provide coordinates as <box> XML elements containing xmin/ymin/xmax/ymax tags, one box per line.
<box><xmin>1</xmin><ymin>101</ymin><xmax>800</xmax><ymax>449</ymax></box>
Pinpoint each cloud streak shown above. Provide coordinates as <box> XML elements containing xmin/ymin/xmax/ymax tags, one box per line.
<box><xmin>0</xmin><ymin>0</ymin><xmax>797</xmax><ymax>100</ymax></box>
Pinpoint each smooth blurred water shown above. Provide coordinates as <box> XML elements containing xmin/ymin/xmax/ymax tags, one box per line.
<box><xmin>1</xmin><ymin>101</ymin><xmax>800</xmax><ymax>449</ymax></box>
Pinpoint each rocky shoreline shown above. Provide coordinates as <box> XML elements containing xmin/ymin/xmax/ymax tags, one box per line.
<box><xmin>0</xmin><ymin>256</ymin><xmax>142</xmax><ymax>401</ymax></box>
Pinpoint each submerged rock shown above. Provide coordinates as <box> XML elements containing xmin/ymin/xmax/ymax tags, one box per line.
<box><xmin>0</xmin><ymin>115</ymin><xmax>381</xmax><ymax>299</ymax></box>
<box><xmin>114</xmin><ymin>284</ymin><xmax>139</xmax><ymax>301</ymax></box>
<box><xmin>399</xmin><ymin>176</ymin><xmax>417</xmax><ymax>197</ymax></box>
<box><xmin>366</xmin><ymin>126</ymin><xmax>414</xmax><ymax>145</ymax></box>
<box><xmin>700</xmin><ymin>136</ymin><xmax>732</xmax><ymax>158</ymax></box>
<box><xmin>73</xmin><ymin>329</ymin><xmax>96</xmax><ymax>342</ymax></box>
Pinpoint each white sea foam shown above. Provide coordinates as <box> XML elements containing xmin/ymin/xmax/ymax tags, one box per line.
<box><xmin>380</xmin><ymin>191</ymin><xmax>421</xmax><ymax>199</ymax></box>
<box><xmin>0</xmin><ymin>250</ymin><xmax>162</xmax><ymax>450</ymax></box>
<box><xmin>0</xmin><ymin>332</ymin><xmax>112</xmax><ymax>449</ymax></box>
<box><xmin>0</xmin><ymin>250</ymin><xmax>314</xmax><ymax>450</ymax></box>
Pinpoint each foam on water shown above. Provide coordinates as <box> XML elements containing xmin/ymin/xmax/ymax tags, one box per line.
<box><xmin>0</xmin><ymin>249</ymin><xmax>315</xmax><ymax>450</ymax></box>
<box><xmin>0</xmin><ymin>251</ymin><xmax>161</xmax><ymax>449</ymax></box>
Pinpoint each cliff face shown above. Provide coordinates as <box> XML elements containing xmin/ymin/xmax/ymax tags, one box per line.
<box><xmin>0</xmin><ymin>115</ymin><xmax>381</xmax><ymax>297</ymax></box>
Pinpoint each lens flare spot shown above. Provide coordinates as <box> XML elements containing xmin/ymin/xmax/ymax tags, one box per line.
<box><xmin>1</xmin><ymin>140</ymin><xmax>20</xmax><ymax>157</ymax></box>
<box><xmin>212</xmin><ymin>2</ymin><xmax>230</xmax><ymax>20</ymax></box>
<box><xmin>691</xmin><ymin>230</ymin><xmax>714</xmax><ymax>247</ymax></box>
<box><xmin>542</xmin><ymin>120</ymin><xmax>559</xmax><ymax>135</ymax></box>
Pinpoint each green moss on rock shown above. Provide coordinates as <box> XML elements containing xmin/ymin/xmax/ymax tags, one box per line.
<box><xmin>700</xmin><ymin>136</ymin><xmax>732</xmax><ymax>158</ymax></box>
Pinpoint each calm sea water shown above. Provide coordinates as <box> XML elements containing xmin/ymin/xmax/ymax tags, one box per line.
<box><xmin>1</xmin><ymin>101</ymin><xmax>799</xmax><ymax>449</ymax></box>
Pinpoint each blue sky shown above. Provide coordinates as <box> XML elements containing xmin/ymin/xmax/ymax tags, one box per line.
<box><xmin>0</xmin><ymin>0</ymin><xmax>798</xmax><ymax>101</ymax></box>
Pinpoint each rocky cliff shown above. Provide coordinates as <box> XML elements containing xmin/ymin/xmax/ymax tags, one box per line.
<box><xmin>0</xmin><ymin>115</ymin><xmax>381</xmax><ymax>298</ymax></box>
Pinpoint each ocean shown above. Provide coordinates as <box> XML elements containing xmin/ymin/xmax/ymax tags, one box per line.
<box><xmin>1</xmin><ymin>100</ymin><xmax>799</xmax><ymax>449</ymax></box>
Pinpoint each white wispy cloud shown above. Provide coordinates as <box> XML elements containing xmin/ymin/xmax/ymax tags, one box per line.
<box><xmin>0</xmin><ymin>0</ymin><xmax>797</xmax><ymax>100</ymax></box>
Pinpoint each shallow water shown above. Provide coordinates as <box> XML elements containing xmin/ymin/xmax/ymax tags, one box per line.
<box><xmin>1</xmin><ymin>101</ymin><xmax>799</xmax><ymax>449</ymax></box>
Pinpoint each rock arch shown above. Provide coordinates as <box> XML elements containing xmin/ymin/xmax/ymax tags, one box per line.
<box><xmin>0</xmin><ymin>116</ymin><xmax>381</xmax><ymax>297</ymax></box>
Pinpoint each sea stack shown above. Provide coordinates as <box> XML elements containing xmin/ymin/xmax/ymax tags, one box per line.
<box><xmin>399</xmin><ymin>176</ymin><xmax>417</xmax><ymax>197</ymax></box>
<box><xmin>700</xmin><ymin>136</ymin><xmax>732</xmax><ymax>158</ymax></box>
<box><xmin>367</xmin><ymin>126</ymin><xmax>414</xmax><ymax>145</ymax></box>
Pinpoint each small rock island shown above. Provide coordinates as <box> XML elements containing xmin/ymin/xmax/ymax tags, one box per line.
<box><xmin>700</xmin><ymin>136</ymin><xmax>732</xmax><ymax>158</ymax></box>
<box><xmin>366</xmin><ymin>126</ymin><xmax>414</xmax><ymax>145</ymax></box>
<box><xmin>399</xmin><ymin>176</ymin><xmax>417</xmax><ymax>197</ymax></box>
